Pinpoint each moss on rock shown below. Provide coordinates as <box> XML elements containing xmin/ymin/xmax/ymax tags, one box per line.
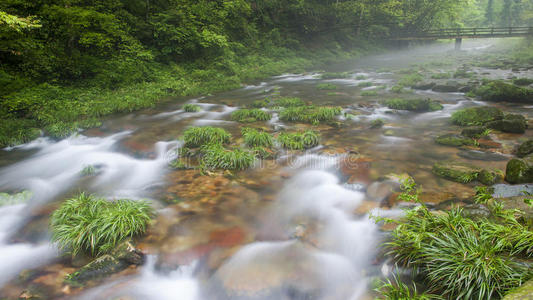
<box><xmin>451</xmin><ymin>107</ymin><xmax>504</xmax><ymax>126</ymax></box>
<box><xmin>486</xmin><ymin>114</ymin><xmax>528</xmax><ymax>134</ymax></box>
<box><xmin>506</xmin><ymin>155</ymin><xmax>533</xmax><ymax>184</ymax></box>
<box><xmin>435</xmin><ymin>134</ymin><xmax>475</xmax><ymax>147</ymax></box>
<box><xmin>503</xmin><ymin>279</ymin><xmax>533</xmax><ymax>300</ymax></box>
<box><xmin>433</xmin><ymin>162</ymin><xmax>481</xmax><ymax>183</ymax></box>
<box><xmin>475</xmin><ymin>80</ymin><xmax>533</xmax><ymax>103</ymax></box>
<box><xmin>517</xmin><ymin>140</ymin><xmax>533</xmax><ymax>158</ymax></box>
<box><xmin>384</xmin><ymin>98</ymin><xmax>443</xmax><ymax>112</ymax></box>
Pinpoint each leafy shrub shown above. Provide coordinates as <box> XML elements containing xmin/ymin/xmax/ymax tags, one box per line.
<box><xmin>201</xmin><ymin>143</ymin><xmax>255</xmax><ymax>170</ymax></box>
<box><xmin>183</xmin><ymin>126</ymin><xmax>231</xmax><ymax>147</ymax></box>
<box><xmin>183</xmin><ymin>104</ymin><xmax>201</xmax><ymax>112</ymax></box>
<box><xmin>384</xmin><ymin>98</ymin><xmax>443</xmax><ymax>112</ymax></box>
<box><xmin>50</xmin><ymin>193</ymin><xmax>153</xmax><ymax>256</ymax></box>
<box><xmin>231</xmin><ymin>109</ymin><xmax>271</xmax><ymax>123</ymax></box>
<box><xmin>278</xmin><ymin>130</ymin><xmax>320</xmax><ymax>150</ymax></box>
<box><xmin>316</xmin><ymin>83</ymin><xmax>337</xmax><ymax>90</ymax></box>
<box><xmin>242</xmin><ymin>128</ymin><xmax>273</xmax><ymax>147</ymax></box>
<box><xmin>279</xmin><ymin>106</ymin><xmax>342</xmax><ymax>125</ymax></box>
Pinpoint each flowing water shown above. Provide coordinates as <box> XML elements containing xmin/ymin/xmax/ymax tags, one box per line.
<box><xmin>0</xmin><ymin>39</ymin><xmax>532</xmax><ymax>299</ymax></box>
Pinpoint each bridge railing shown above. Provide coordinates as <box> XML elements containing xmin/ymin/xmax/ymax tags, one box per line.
<box><xmin>392</xmin><ymin>26</ymin><xmax>533</xmax><ymax>39</ymax></box>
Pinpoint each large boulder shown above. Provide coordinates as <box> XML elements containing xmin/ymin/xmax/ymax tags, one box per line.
<box><xmin>475</xmin><ymin>80</ymin><xmax>533</xmax><ymax>103</ymax></box>
<box><xmin>486</xmin><ymin>114</ymin><xmax>528</xmax><ymax>134</ymax></box>
<box><xmin>505</xmin><ymin>155</ymin><xmax>533</xmax><ymax>184</ymax></box>
<box><xmin>516</xmin><ymin>140</ymin><xmax>533</xmax><ymax>157</ymax></box>
<box><xmin>451</xmin><ymin>106</ymin><xmax>504</xmax><ymax>126</ymax></box>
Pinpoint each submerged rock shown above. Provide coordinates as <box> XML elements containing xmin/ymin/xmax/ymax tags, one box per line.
<box><xmin>435</xmin><ymin>134</ymin><xmax>475</xmax><ymax>147</ymax></box>
<box><xmin>516</xmin><ymin>140</ymin><xmax>533</xmax><ymax>158</ymax></box>
<box><xmin>432</xmin><ymin>161</ymin><xmax>502</xmax><ymax>185</ymax></box>
<box><xmin>505</xmin><ymin>155</ymin><xmax>533</xmax><ymax>184</ymax></box>
<box><xmin>458</xmin><ymin>149</ymin><xmax>507</xmax><ymax>161</ymax></box>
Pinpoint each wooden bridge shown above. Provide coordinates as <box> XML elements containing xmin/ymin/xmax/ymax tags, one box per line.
<box><xmin>390</xmin><ymin>27</ymin><xmax>533</xmax><ymax>49</ymax></box>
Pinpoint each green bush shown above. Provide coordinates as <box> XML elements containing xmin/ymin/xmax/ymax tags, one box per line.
<box><xmin>316</xmin><ymin>83</ymin><xmax>338</xmax><ymax>90</ymax></box>
<box><xmin>183</xmin><ymin>104</ymin><xmax>201</xmax><ymax>112</ymax></box>
<box><xmin>231</xmin><ymin>109</ymin><xmax>271</xmax><ymax>123</ymax></box>
<box><xmin>183</xmin><ymin>126</ymin><xmax>231</xmax><ymax>147</ymax></box>
<box><xmin>50</xmin><ymin>193</ymin><xmax>153</xmax><ymax>256</ymax></box>
<box><xmin>278</xmin><ymin>130</ymin><xmax>320</xmax><ymax>150</ymax></box>
<box><xmin>242</xmin><ymin>128</ymin><xmax>273</xmax><ymax>148</ymax></box>
<box><xmin>279</xmin><ymin>106</ymin><xmax>342</xmax><ymax>125</ymax></box>
<box><xmin>201</xmin><ymin>143</ymin><xmax>255</xmax><ymax>170</ymax></box>
<box><xmin>384</xmin><ymin>98</ymin><xmax>443</xmax><ymax>112</ymax></box>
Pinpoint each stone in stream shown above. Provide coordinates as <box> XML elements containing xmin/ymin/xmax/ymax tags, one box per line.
<box><xmin>451</xmin><ymin>106</ymin><xmax>504</xmax><ymax>126</ymax></box>
<box><xmin>505</xmin><ymin>154</ymin><xmax>533</xmax><ymax>184</ymax></box>
<box><xmin>366</xmin><ymin>180</ymin><xmax>401</xmax><ymax>203</ymax></box>
<box><xmin>432</xmin><ymin>81</ymin><xmax>460</xmax><ymax>93</ymax></box>
<box><xmin>65</xmin><ymin>240</ymin><xmax>144</xmax><ymax>286</ymax></box>
<box><xmin>432</xmin><ymin>161</ymin><xmax>503</xmax><ymax>185</ymax></box>
<box><xmin>457</xmin><ymin>149</ymin><xmax>508</xmax><ymax>161</ymax></box>
<box><xmin>435</xmin><ymin>134</ymin><xmax>475</xmax><ymax>147</ymax></box>
<box><xmin>486</xmin><ymin>114</ymin><xmax>528</xmax><ymax>134</ymax></box>
<box><xmin>412</xmin><ymin>82</ymin><xmax>436</xmax><ymax>90</ymax></box>
<box><xmin>517</xmin><ymin>139</ymin><xmax>533</xmax><ymax>157</ymax></box>
<box><xmin>461</xmin><ymin>126</ymin><xmax>487</xmax><ymax>138</ymax></box>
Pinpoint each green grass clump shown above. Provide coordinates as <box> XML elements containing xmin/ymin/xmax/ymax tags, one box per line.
<box><xmin>375</xmin><ymin>274</ymin><xmax>443</xmax><ymax>300</ymax></box>
<box><xmin>242</xmin><ymin>128</ymin><xmax>273</xmax><ymax>148</ymax></box>
<box><xmin>278</xmin><ymin>130</ymin><xmax>320</xmax><ymax>150</ymax></box>
<box><xmin>183</xmin><ymin>103</ymin><xmax>201</xmax><ymax>112</ymax></box>
<box><xmin>272</xmin><ymin>97</ymin><xmax>305</xmax><ymax>107</ymax></box>
<box><xmin>361</xmin><ymin>90</ymin><xmax>378</xmax><ymax>97</ymax></box>
<box><xmin>391</xmin><ymin>85</ymin><xmax>406</xmax><ymax>93</ymax></box>
<box><xmin>81</xmin><ymin>165</ymin><xmax>97</xmax><ymax>176</ymax></box>
<box><xmin>381</xmin><ymin>182</ymin><xmax>533</xmax><ymax>300</ymax></box>
<box><xmin>279</xmin><ymin>106</ymin><xmax>342</xmax><ymax>125</ymax></box>
<box><xmin>430</xmin><ymin>72</ymin><xmax>451</xmax><ymax>79</ymax></box>
<box><xmin>370</xmin><ymin>118</ymin><xmax>385</xmax><ymax>128</ymax></box>
<box><xmin>249</xmin><ymin>99</ymin><xmax>270</xmax><ymax>108</ymax></box>
<box><xmin>50</xmin><ymin>193</ymin><xmax>153</xmax><ymax>256</ymax></box>
<box><xmin>183</xmin><ymin>126</ymin><xmax>231</xmax><ymax>147</ymax></box>
<box><xmin>356</xmin><ymin>75</ymin><xmax>368</xmax><ymax>80</ymax></box>
<box><xmin>0</xmin><ymin>118</ymin><xmax>41</xmax><ymax>147</ymax></box>
<box><xmin>450</xmin><ymin>107</ymin><xmax>504</xmax><ymax>126</ymax></box>
<box><xmin>231</xmin><ymin>109</ymin><xmax>271</xmax><ymax>123</ymax></box>
<box><xmin>200</xmin><ymin>143</ymin><xmax>255</xmax><ymax>170</ymax></box>
<box><xmin>398</xmin><ymin>73</ymin><xmax>423</xmax><ymax>87</ymax></box>
<box><xmin>316</xmin><ymin>83</ymin><xmax>338</xmax><ymax>90</ymax></box>
<box><xmin>320</xmin><ymin>72</ymin><xmax>350</xmax><ymax>79</ymax></box>
<box><xmin>384</xmin><ymin>98</ymin><xmax>443</xmax><ymax>112</ymax></box>
<box><xmin>358</xmin><ymin>81</ymin><xmax>373</xmax><ymax>87</ymax></box>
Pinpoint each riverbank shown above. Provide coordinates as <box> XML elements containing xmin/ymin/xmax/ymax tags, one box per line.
<box><xmin>0</xmin><ymin>42</ymin><xmax>378</xmax><ymax>148</ymax></box>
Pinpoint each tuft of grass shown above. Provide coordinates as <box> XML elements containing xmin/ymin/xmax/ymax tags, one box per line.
<box><xmin>375</xmin><ymin>274</ymin><xmax>443</xmax><ymax>300</ymax></box>
<box><xmin>183</xmin><ymin>103</ymin><xmax>201</xmax><ymax>112</ymax></box>
<box><xmin>231</xmin><ymin>109</ymin><xmax>271</xmax><ymax>123</ymax></box>
<box><xmin>183</xmin><ymin>126</ymin><xmax>231</xmax><ymax>148</ymax></box>
<box><xmin>81</xmin><ymin>165</ymin><xmax>97</xmax><ymax>176</ymax></box>
<box><xmin>50</xmin><ymin>193</ymin><xmax>153</xmax><ymax>256</ymax></box>
<box><xmin>384</xmin><ymin>98</ymin><xmax>443</xmax><ymax>112</ymax></box>
<box><xmin>391</xmin><ymin>85</ymin><xmax>407</xmax><ymax>93</ymax></box>
<box><xmin>430</xmin><ymin>72</ymin><xmax>451</xmax><ymax>79</ymax></box>
<box><xmin>0</xmin><ymin>118</ymin><xmax>41</xmax><ymax>148</ymax></box>
<box><xmin>241</xmin><ymin>128</ymin><xmax>273</xmax><ymax>148</ymax></box>
<box><xmin>316</xmin><ymin>83</ymin><xmax>337</xmax><ymax>90</ymax></box>
<box><xmin>279</xmin><ymin>106</ymin><xmax>342</xmax><ymax>125</ymax></box>
<box><xmin>370</xmin><ymin>118</ymin><xmax>385</xmax><ymax>128</ymax></box>
<box><xmin>358</xmin><ymin>81</ymin><xmax>373</xmax><ymax>88</ymax></box>
<box><xmin>398</xmin><ymin>73</ymin><xmax>423</xmax><ymax>87</ymax></box>
<box><xmin>200</xmin><ymin>143</ymin><xmax>255</xmax><ymax>170</ymax></box>
<box><xmin>278</xmin><ymin>130</ymin><xmax>320</xmax><ymax>150</ymax></box>
<box><xmin>272</xmin><ymin>97</ymin><xmax>306</xmax><ymax>107</ymax></box>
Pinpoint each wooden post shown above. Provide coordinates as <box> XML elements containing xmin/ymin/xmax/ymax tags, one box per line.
<box><xmin>455</xmin><ymin>38</ymin><xmax>462</xmax><ymax>51</ymax></box>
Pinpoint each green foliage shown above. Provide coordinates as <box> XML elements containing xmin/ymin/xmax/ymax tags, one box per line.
<box><xmin>375</xmin><ymin>274</ymin><xmax>443</xmax><ymax>300</ymax></box>
<box><xmin>370</xmin><ymin>118</ymin><xmax>385</xmax><ymax>129</ymax></box>
<box><xmin>249</xmin><ymin>99</ymin><xmax>270</xmax><ymax>108</ymax></box>
<box><xmin>0</xmin><ymin>118</ymin><xmax>40</xmax><ymax>147</ymax></box>
<box><xmin>0</xmin><ymin>190</ymin><xmax>32</xmax><ymax>206</ymax></box>
<box><xmin>231</xmin><ymin>109</ymin><xmax>271</xmax><ymax>123</ymax></box>
<box><xmin>183</xmin><ymin>126</ymin><xmax>231</xmax><ymax>148</ymax></box>
<box><xmin>474</xmin><ymin>81</ymin><xmax>533</xmax><ymax>103</ymax></box>
<box><xmin>358</xmin><ymin>81</ymin><xmax>373</xmax><ymax>87</ymax></box>
<box><xmin>398</xmin><ymin>73</ymin><xmax>423</xmax><ymax>87</ymax></box>
<box><xmin>241</xmin><ymin>128</ymin><xmax>273</xmax><ymax>148</ymax></box>
<box><xmin>81</xmin><ymin>165</ymin><xmax>96</xmax><ymax>176</ymax></box>
<box><xmin>272</xmin><ymin>97</ymin><xmax>305</xmax><ymax>108</ymax></box>
<box><xmin>451</xmin><ymin>107</ymin><xmax>504</xmax><ymax>126</ymax></box>
<box><xmin>391</xmin><ymin>85</ymin><xmax>407</xmax><ymax>94</ymax></box>
<box><xmin>183</xmin><ymin>104</ymin><xmax>201</xmax><ymax>112</ymax></box>
<box><xmin>200</xmin><ymin>143</ymin><xmax>255</xmax><ymax>170</ymax></box>
<box><xmin>316</xmin><ymin>83</ymin><xmax>337</xmax><ymax>90</ymax></box>
<box><xmin>513</xmin><ymin>78</ymin><xmax>533</xmax><ymax>86</ymax></box>
<box><xmin>50</xmin><ymin>193</ymin><xmax>153</xmax><ymax>256</ymax></box>
<box><xmin>279</xmin><ymin>106</ymin><xmax>342</xmax><ymax>125</ymax></box>
<box><xmin>384</xmin><ymin>98</ymin><xmax>443</xmax><ymax>112</ymax></box>
<box><xmin>278</xmin><ymin>130</ymin><xmax>319</xmax><ymax>150</ymax></box>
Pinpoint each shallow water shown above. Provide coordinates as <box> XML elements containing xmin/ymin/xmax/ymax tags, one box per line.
<box><xmin>0</xmin><ymin>39</ymin><xmax>531</xmax><ymax>299</ymax></box>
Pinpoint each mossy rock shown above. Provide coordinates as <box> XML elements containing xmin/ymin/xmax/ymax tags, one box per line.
<box><xmin>412</xmin><ymin>82</ymin><xmax>436</xmax><ymax>90</ymax></box>
<box><xmin>451</xmin><ymin>107</ymin><xmax>504</xmax><ymax>126</ymax></box>
<box><xmin>475</xmin><ymin>81</ymin><xmax>533</xmax><ymax>103</ymax></box>
<box><xmin>477</xmin><ymin>169</ymin><xmax>503</xmax><ymax>185</ymax></box>
<box><xmin>435</xmin><ymin>134</ymin><xmax>475</xmax><ymax>147</ymax></box>
<box><xmin>432</xmin><ymin>83</ymin><xmax>460</xmax><ymax>93</ymax></box>
<box><xmin>432</xmin><ymin>162</ymin><xmax>481</xmax><ymax>183</ymax></box>
<box><xmin>505</xmin><ymin>155</ymin><xmax>533</xmax><ymax>184</ymax></box>
<box><xmin>66</xmin><ymin>255</ymin><xmax>127</xmax><ymax>286</ymax></box>
<box><xmin>486</xmin><ymin>114</ymin><xmax>528</xmax><ymax>134</ymax></box>
<box><xmin>517</xmin><ymin>140</ymin><xmax>533</xmax><ymax>158</ymax></box>
<box><xmin>384</xmin><ymin>98</ymin><xmax>443</xmax><ymax>112</ymax></box>
<box><xmin>460</xmin><ymin>126</ymin><xmax>486</xmax><ymax>138</ymax></box>
<box><xmin>503</xmin><ymin>279</ymin><xmax>533</xmax><ymax>300</ymax></box>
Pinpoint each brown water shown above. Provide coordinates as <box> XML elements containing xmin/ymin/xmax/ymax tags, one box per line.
<box><xmin>0</xmin><ymin>39</ymin><xmax>531</xmax><ymax>299</ymax></box>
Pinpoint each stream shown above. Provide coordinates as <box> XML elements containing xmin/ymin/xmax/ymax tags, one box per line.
<box><xmin>0</xmin><ymin>39</ymin><xmax>532</xmax><ymax>299</ymax></box>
